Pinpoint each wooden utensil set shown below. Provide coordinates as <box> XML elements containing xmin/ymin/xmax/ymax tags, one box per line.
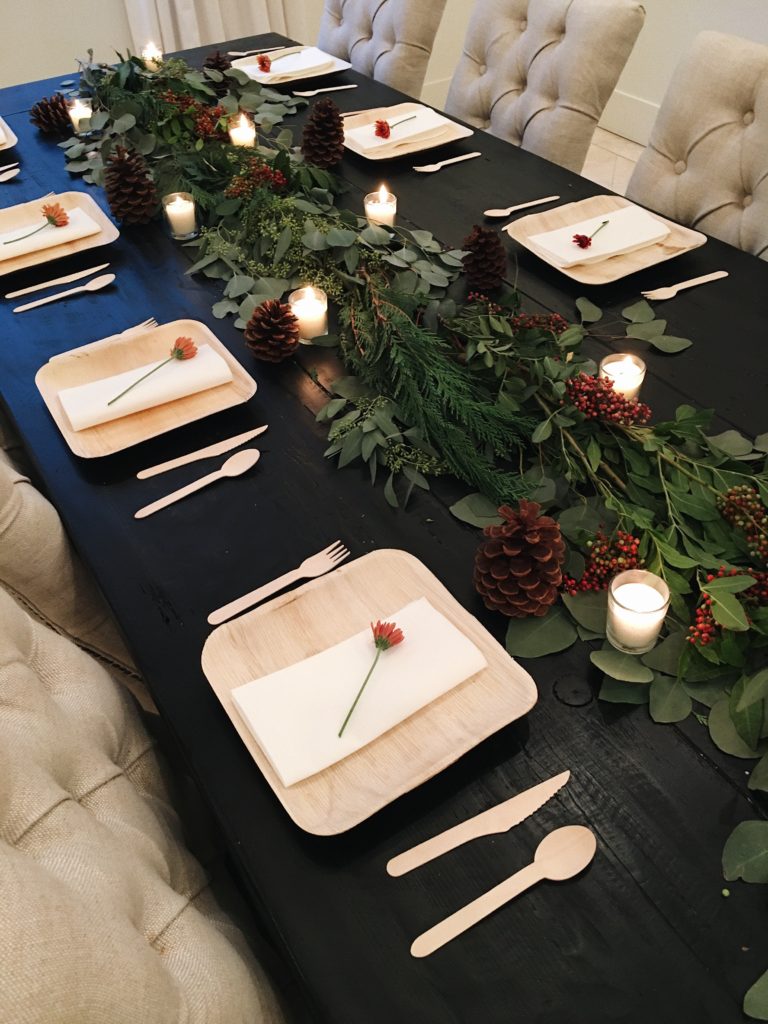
<box><xmin>388</xmin><ymin>771</ymin><xmax>596</xmax><ymax>957</ymax></box>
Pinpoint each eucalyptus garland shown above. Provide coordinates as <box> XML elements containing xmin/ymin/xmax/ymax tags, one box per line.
<box><xmin>45</xmin><ymin>49</ymin><xmax>768</xmax><ymax>1018</ymax></box>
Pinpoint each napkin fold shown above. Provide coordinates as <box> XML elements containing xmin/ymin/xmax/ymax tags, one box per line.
<box><xmin>231</xmin><ymin>596</ymin><xmax>488</xmax><ymax>787</ymax></box>
<box><xmin>239</xmin><ymin>46</ymin><xmax>335</xmax><ymax>84</ymax></box>
<box><xmin>345</xmin><ymin>105</ymin><xmax>449</xmax><ymax>153</ymax></box>
<box><xmin>529</xmin><ymin>204</ymin><xmax>670</xmax><ymax>268</ymax></box>
<box><xmin>0</xmin><ymin>122</ymin><xmax>6</xmax><ymax>145</ymax></box>
<box><xmin>58</xmin><ymin>342</ymin><xmax>233</xmax><ymax>431</ymax></box>
<box><xmin>0</xmin><ymin>206</ymin><xmax>100</xmax><ymax>263</ymax></box>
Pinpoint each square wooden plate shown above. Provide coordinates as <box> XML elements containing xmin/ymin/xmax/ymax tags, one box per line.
<box><xmin>201</xmin><ymin>548</ymin><xmax>538</xmax><ymax>835</ymax></box>
<box><xmin>0</xmin><ymin>190</ymin><xmax>119</xmax><ymax>277</ymax></box>
<box><xmin>0</xmin><ymin>115</ymin><xmax>18</xmax><ymax>151</ymax></box>
<box><xmin>505</xmin><ymin>194</ymin><xmax>707</xmax><ymax>284</ymax></box>
<box><xmin>231</xmin><ymin>47</ymin><xmax>351</xmax><ymax>84</ymax></box>
<box><xmin>35</xmin><ymin>319</ymin><xmax>257</xmax><ymax>458</ymax></box>
<box><xmin>343</xmin><ymin>102</ymin><xmax>473</xmax><ymax>160</ymax></box>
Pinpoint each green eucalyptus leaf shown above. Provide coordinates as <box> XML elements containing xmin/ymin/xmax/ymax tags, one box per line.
<box><xmin>748</xmin><ymin>753</ymin><xmax>768</xmax><ymax>792</ymax></box>
<box><xmin>449</xmin><ymin>493</ymin><xmax>503</xmax><ymax>528</ymax></box>
<box><xmin>599</xmin><ymin>676</ymin><xmax>649</xmax><ymax>704</ymax></box>
<box><xmin>707</xmin><ymin>589</ymin><xmax>750</xmax><ymax>632</ymax></box>
<box><xmin>649</xmin><ymin>673</ymin><xmax>692</xmax><ymax>723</ymax></box>
<box><xmin>744</xmin><ymin>967</ymin><xmax>768</xmax><ymax>1021</ymax></box>
<box><xmin>730</xmin><ymin>676</ymin><xmax>764</xmax><ymax>750</ymax></box>
<box><xmin>504</xmin><ymin>606</ymin><xmax>578</xmax><ymax>658</ymax></box>
<box><xmin>626</xmin><ymin>319</ymin><xmax>666</xmax><ymax>340</ymax></box>
<box><xmin>562</xmin><ymin>591</ymin><xmax>607</xmax><ymax>633</ymax></box>
<box><xmin>648</xmin><ymin>335</ymin><xmax>693</xmax><ymax>354</ymax></box>
<box><xmin>737</xmin><ymin>668</ymin><xmax>768</xmax><ymax>711</ymax></box>
<box><xmin>703</xmin><ymin>575</ymin><xmax>755</xmax><ymax>595</ymax></box>
<box><xmin>383</xmin><ymin>472</ymin><xmax>398</xmax><ymax>508</ymax></box>
<box><xmin>112</xmin><ymin>112</ymin><xmax>136</xmax><ymax>133</ymax></box>
<box><xmin>723</xmin><ymin>820</ymin><xmax>768</xmax><ymax>882</ymax></box>
<box><xmin>641</xmin><ymin>631</ymin><xmax>685</xmax><ymax>675</ymax></box>
<box><xmin>531</xmin><ymin>419</ymin><xmax>552</xmax><ymax>443</ymax></box>
<box><xmin>273</xmin><ymin>225</ymin><xmax>292</xmax><ymax>264</ymax></box>
<box><xmin>575</xmin><ymin>297</ymin><xmax>602</xmax><ymax>323</ymax></box>
<box><xmin>622</xmin><ymin>299</ymin><xmax>655</xmax><ymax>323</ymax></box>
<box><xmin>590</xmin><ymin>649</ymin><xmax>653</xmax><ymax>683</ymax></box>
<box><xmin>90</xmin><ymin>110</ymin><xmax>110</xmax><ymax>131</ymax></box>
<box><xmin>707</xmin><ymin>430</ymin><xmax>753</xmax><ymax>457</ymax></box>
<box><xmin>709</xmin><ymin>698</ymin><xmax>765</xmax><ymax>758</ymax></box>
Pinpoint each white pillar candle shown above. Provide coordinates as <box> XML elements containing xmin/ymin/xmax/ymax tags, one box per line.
<box><xmin>599</xmin><ymin>353</ymin><xmax>646</xmax><ymax>400</ymax></box>
<box><xmin>364</xmin><ymin>185</ymin><xmax>397</xmax><ymax>227</ymax></box>
<box><xmin>67</xmin><ymin>98</ymin><xmax>93</xmax><ymax>134</ymax></box>
<box><xmin>141</xmin><ymin>42</ymin><xmax>163</xmax><ymax>71</ymax></box>
<box><xmin>289</xmin><ymin>286</ymin><xmax>328</xmax><ymax>340</ymax></box>
<box><xmin>606</xmin><ymin>570</ymin><xmax>670</xmax><ymax>654</ymax></box>
<box><xmin>229</xmin><ymin>113</ymin><xmax>256</xmax><ymax>148</ymax></box>
<box><xmin>162</xmin><ymin>192</ymin><xmax>198</xmax><ymax>239</ymax></box>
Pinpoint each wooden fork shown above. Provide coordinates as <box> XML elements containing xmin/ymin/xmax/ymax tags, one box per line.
<box><xmin>641</xmin><ymin>270</ymin><xmax>728</xmax><ymax>302</ymax></box>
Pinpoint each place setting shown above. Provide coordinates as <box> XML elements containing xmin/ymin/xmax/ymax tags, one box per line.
<box><xmin>230</xmin><ymin>43</ymin><xmax>351</xmax><ymax>85</ymax></box>
<box><xmin>342</xmin><ymin>101</ymin><xmax>474</xmax><ymax>160</ymax></box>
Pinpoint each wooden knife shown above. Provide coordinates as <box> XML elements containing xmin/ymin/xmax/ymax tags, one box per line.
<box><xmin>136</xmin><ymin>425</ymin><xmax>268</xmax><ymax>479</ymax></box>
<box><xmin>386</xmin><ymin>771</ymin><xmax>570</xmax><ymax>877</ymax></box>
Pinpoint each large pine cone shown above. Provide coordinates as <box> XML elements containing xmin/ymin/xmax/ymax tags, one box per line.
<box><xmin>244</xmin><ymin>299</ymin><xmax>300</xmax><ymax>362</ymax></box>
<box><xmin>463</xmin><ymin>225</ymin><xmax>507</xmax><ymax>291</ymax></box>
<box><xmin>203</xmin><ymin>49</ymin><xmax>232</xmax><ymax>97</ymax></box>
<box><xmin>104</xmin><ymin>145</ymin><xmax>158</xmax><ymax>225</ymax></box>
<box><xmin>30</xmin><ymin>94</ymin><xmax>72</xmax><ymax>136</ymax></box>
<box><xmin>301</xmin><ymin>97</ymin><xmax>345</xmax><ymax>169</ymax></box>
<box><xmin>474</xmin><ymin>500</ymin><xmax>566</xmax><ymax>617</ymax></box>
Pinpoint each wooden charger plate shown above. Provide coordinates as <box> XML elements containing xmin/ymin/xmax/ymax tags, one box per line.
<box><xmin>201</xmin><ymin>548</ymin><xmax>537</xmax><ymax>835</ymax></box>
<box><xmin>505</xmin><ymin>194</ymin><xmax>707</xmax><ymax>284</ymax></box>
<box><xmin>35</xmin><ymin>319</ymin><xmax>257</xmax><ymax>458</ymax></box>
<box><xmin>343</xmin><ymin>102</ymin><xmax>473</xmax><ymax>160</ymax></box>
<box><xmin>0</xmin><ymin>190</ymin><xmax>119</xmax><ymax>277</ymax></box>
<box><xmin>0</xmin><ymin>114</ymin><xmax>18</xmax><ymax>151</ymax></box>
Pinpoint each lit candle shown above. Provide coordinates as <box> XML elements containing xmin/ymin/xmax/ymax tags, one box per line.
<box><xmin>67</xmin><ymin>98</ymin><xmax>93</xmax><ymax>134</ymax></box>
<box><xmin>364</xmin><ymin>184</ymin><xmax>397</xmax><ymax>227</ymax></box>
<box><xmin>599</xmin><ymin>353</ymin><xmax>646</xmax><ymax>401</ymax></box>
<box><xmin>289</xmin><ymin>286</ymin><xmax>328</xmax><ymax>340</ymax></box>
<box><xmin>141</xmin><ymin>41</ymin><xmax>163</xmax><ymax>71</ymax></box>
<box><xmin>228</xmin><ymin>112</ymin><xmax>256</xmax><ymax>148</ymax></box>
<box><xmin>162</xmin><ymin>192</ymin><xmax>198</xmax><ymax>239</ymax></box>
<box><xmin>606</xmin><ymin>570</ymin><xmax>670</xmax><ymax>654</ymax></box>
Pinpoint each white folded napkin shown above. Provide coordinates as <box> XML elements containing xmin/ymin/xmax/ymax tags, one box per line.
<box><xmin>231</xmin><ymin>596</ymin><xmax>488</xmax><ymax>787</ymax></box>
<box><xmin>345</xmin><ymin>105</ymin><xmax>449</xmax><ymax>153</ymax></box>
<box><xmin>529</xmin><ymin>204</ymin><xmax>670</xmax><ymax>268</ymax></box>
<box><xmin>0</xmin><ymin>206</ymin><xmax>100</xmax><ymax>263</ymax></box>
<box><xmin>0</xmin><ymin>122</ymin><xmax>6</xmax><ymax>145</ymax></box>
<box><xmin>239</xmin><ymin>46</ymin><xmax>335</xmax><ymax>84</ymax></box>
<box><xmin>58</xmin><ymin>342</ymin><xmax>233</xmax><ymax>431</ymax></box>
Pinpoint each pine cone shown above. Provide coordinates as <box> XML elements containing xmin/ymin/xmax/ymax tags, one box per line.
<box><xmin>301</xmin><ymin>97</ymin><xmax>345</xmax><ymax>169</ymax></box>
<box><xmin>30</xmin><ymin>94</ymin><xmax>72</xmax><ymax>136</ymax></box>
<box><xmin>474</xmin><ymin>500</ymin><xmax>566</xmax><ymax>617</ymax></box>
<box><xmin>203</xmin><ymin>49</ymin><xmax>232</xmax><ymax>97</ymax></box>
<box><xmin>462</xmin><ymin>225</ymin><xmax>507</xmax><ymax>291</ymax></box>
<box><xmin>244</xmin><ymin>299</ymin><xmax>300</xmax><ymax>362</ymax></box>
<box><xmin>104</xmin><ymin>145</ymin><xmax>158</xmax><ymax>225</ymax></box>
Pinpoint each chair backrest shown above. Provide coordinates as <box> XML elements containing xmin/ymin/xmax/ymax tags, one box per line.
<box><xmin>317</xmin><ymin>0</ymin><xmax>447</xmax><ymax>96</ymax></box>
<box><xmin>626</xmin><ymin>31</ymin><xmax>768</xmax><ymax>260</ymax></box>
<box><xmin>445</xmin><ymin>0</ymin><xmax>645</xmax><ymax>173</ymax></box>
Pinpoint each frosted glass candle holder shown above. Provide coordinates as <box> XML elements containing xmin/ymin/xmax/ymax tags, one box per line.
<box><xmin>606</xmin><ymin>569</ymin><xmax>670</xmax><ymax>655</ymax></box>
<box><xmin>599</xmin><ymin>353</ymin><xmax>646</xmax><ymax>401</ymax></box>
<box><xmin>67</xmin><ymin>98</ymin><xmax>93</xmax><ymax>135</ymax></box>
<box><xmin>162</xmin><ymin>192</ymin><xmax>198</xmax><ymax>240</ymax></box>
<box><xmin>289</xmin><ymin>286</ymin><xmax>328</xmax><ymax>340</ymax></box>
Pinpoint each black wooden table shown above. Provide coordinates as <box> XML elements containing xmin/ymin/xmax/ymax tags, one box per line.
<box><xmin>1</xmin><ymin>34</ymin><xmax>767</xmax><ymax>1024</ymax></box>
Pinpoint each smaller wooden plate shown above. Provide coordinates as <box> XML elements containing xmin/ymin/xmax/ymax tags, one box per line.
<box><xmin>0</xmin><ymin>115</ymin><xmax>18</xmax><ymax>151</ymax></box>
<box><xmin>35</xmin><ymin>319</ymin><xmax>257</xmax><ymax>458</ymax></box>
<box><xmin>505</xmin><ymin>194</ymin><xmax>707</xmax><ymax>284</ymax></box>
<box><xmin>0</xmin><ymin>191</ymin><xmax>119</xmax><ymax>277</ymax></box>
<box><xmin>343</xmin><ymin>102</ymin><xmax>473</xmax><ymax>160</ymax></box>
<box><xmin>202</xmin><ymin>548</ymin><xmax>538</xmax><ymax>835</ymax></box>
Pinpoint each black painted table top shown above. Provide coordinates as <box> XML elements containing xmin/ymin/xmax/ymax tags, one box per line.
<box><xmin>1</xmin><ymin>34</ymin><xmax>767</xmax><ymax>1024</ymax></box>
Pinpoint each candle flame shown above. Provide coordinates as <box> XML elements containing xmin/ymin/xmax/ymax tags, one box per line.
<box><xmin>378</xmin><ymin>184</ymin><xmax>389</xmax><ymax>203</ymax></box>
<box><xmin>237</xmin><ymin>112</ymin><xmax>250</xmax><ymax>129</ymax></box>
<box><xmin>144</xmin><ymin>40</ymin><xmax>161</xmax><ymax>56</ymax></box>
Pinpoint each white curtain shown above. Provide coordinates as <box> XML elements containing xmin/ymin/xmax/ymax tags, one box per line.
<box><xmin>124</xmin><ymin>0</ymin><xmax>289</xmax><ymax>51</ymax></box>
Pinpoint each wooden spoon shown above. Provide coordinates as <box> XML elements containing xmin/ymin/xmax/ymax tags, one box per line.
<box><xmin>0</xmin><ymin>167</ymin><xmax>21</xmax><ymax>183</ymax></box>
<box><xmin>410</xmin><ymin>825</ymin><xmax>596</xmax><ymax>958</ymax></box>
<box><xmin>13</xmin><ymin>273</ymin><xmax>115</xmax><ymax>313</ymax></box>
<box><xmin>134</xmin><ymin>448</ymin><xmax>261</xmax><ymax>519</ymax></box>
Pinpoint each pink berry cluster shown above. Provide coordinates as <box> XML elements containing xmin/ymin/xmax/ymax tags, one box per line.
<box><xmin>562</xmin><ymin>530</ymin><xmax>643</xmax><ymax>595</ymax></box>
<box><xmin>717</xmin><ymin>485</ymin><xmax>768</xmax><ymax>567</ymax></box>
<box><xmin>565</xmin><ymin>373</ymin><xmax>651</xmax><ymax>426</ymax></box>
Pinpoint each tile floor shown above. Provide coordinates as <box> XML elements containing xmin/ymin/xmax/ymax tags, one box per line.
<box><xmin>581</xmin><ymin>126</ymin><xmax>645</xmax><ymax>195</ymax></box>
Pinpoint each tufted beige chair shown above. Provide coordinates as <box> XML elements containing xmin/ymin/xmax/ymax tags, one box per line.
<box><xmin>0</xmin><ymin>586</ymin><xmax>286</xmax><ymax>1023</ymax></box>
<box><xmin>444</xmin><ymin>0</ymin><xmax>645</xmax><ymax>173</ymax></box>
<box><xmin>317</xmin><ymin>0</ymin><xmax>447</xmax><ymax>96</ymax></box>
<box><xmin>626</xmin><ymin>31</ymin><xmax>768</xmax><ymax>260</ymax></box>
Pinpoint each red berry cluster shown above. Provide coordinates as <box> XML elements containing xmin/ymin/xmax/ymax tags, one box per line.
<box><xmin>687</xmin><ymin>565</ymin><xmax>768</xmax><ymax>646</ymax></box>
<box><xmin>193</xmin><ymin>104</ymin><xmax>226</xmax><ymax>139</ymax></box>
<box><xmin>466</xmin><ymin>291</ymin><xmax>502</xmax><ymax>313</ymax></box>
<box><xmin>565</xmin><ymin>373</ymin><xmax>651</xmax><ymax>426</ymax></box>
<box><xmin>511</xmin><ymin>312</ymin><xmax>569</xmax><ymax>336</ymax></box>
<box><xmin>224</xmin><ymin>157</ymin><xmax>287</xmax><ymax>198</ymax></box>
<box><xmin>717</xmin><ymin>485</ymin><xmax>768</xmax><ymax>567</ymax></box>
<box><xmin>562</xmin><ymin>530</ymin><xmax>643</xmax><ymax>595</ymax></box>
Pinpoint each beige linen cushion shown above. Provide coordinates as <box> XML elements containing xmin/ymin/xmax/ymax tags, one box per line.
<box><xmin>626</xmin><ymin>31</ymin><xmax>768</xmax><ymax>259</ymax></box>
<box><xmin>317</xmin><ymin>0</ymin><xmax>447</xmax><ymax>95</ymax></box>
<box><xmin>445</xmin><ymin>0</ymin><xmax>645</xmax><ymax>173</ymax></box>
<box><xmin>0</xmin><ymin>587</ymin><xmax>285</xmax><ymax>1024</ymax></box>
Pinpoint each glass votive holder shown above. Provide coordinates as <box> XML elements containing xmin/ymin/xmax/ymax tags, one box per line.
<box><xmin>162</xmin><ymin>192</ymin><xmax>198</xmax><ymax>240</ymax></box>
<box><xmin>364</xmin><ymin>186</ymin><xmax>397</xmax><ymax>227</ymax></box>
<box><xmin>66</xmin><ymin>97</ymin><xmax>93</xmax><ymax>135</ymax></box>
<box><xmin>288</xmin><ymin>286</ymin><xmax>328</xmax><ymax>340</ymax></box>
<box><xmin>606</xmin><ymin>569</ymin><xmax>670</xmax><ymax>655</ymax></box>
<box><xmin>599</xmin><ymin>353</ymin><xmax>646</xmax><ymax>401</ymax></box>
<box><xmin>228</xmin><ymin>112</ymin><xmax>256</xmax><ymax>147</ymax></box>
<box><xmin>141</xmin><ymin>42</ymin><xmax>163</xmax><ymax>71</ymax></box>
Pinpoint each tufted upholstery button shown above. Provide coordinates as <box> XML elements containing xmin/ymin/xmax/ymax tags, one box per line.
<box><xmin>479</xmin><ymin>63</ymin><xmax>487</xmax><ymax>74</ymax></box>
<box><xmin>520</xmin><ymin>18</ymin><xmax>527</xmax><ymax>30</ymax></box>
<box><xmin>673</xmin><ymin>160</ymin><xmax>686</xmax><ymax>174</ymax></box>
<box><xmin>743</xmin><ymin>194</ymin><xmax>753</xmax><ymax>208</ymax></box>
<box><xmin>743</xmin><ymin>110</ymin><xmax>754</xmax><ymax>125</ymax></box>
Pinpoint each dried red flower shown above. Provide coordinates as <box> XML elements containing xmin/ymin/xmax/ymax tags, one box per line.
<box><xmin>573</xmin><ymin>219</ymin><xmax>609</xmax><ymax>249</ymax></box>
<box><xmin>374</xmin><ymin>119</ymin><xmax>391</xmax><ymax>139</ymax></box>
<box><xmin>42</xmin><ymin>202</ymin><xmax>69</xmax><ymax>228</ymax></box>
<box><xmin>371</xmin><ymin>619</ymin><xmax>405</xmax><ymax>651</ymax></box>
<box><xmin>256</xmin><ymin>54</ymin><xmax>272</xmax><ymax>73</ymax></box>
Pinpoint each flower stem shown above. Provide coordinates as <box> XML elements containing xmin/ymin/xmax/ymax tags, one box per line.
<box><xmin>589</xmin><ymin>220</ymin><xmax>609</xmax><ymax>241</ymax></box>
<box><xmin>390</xmin><ymin>114</ymin><xmax>417</xmax><ymax>130</ymax></box>
<box><xmin>3</xmin><ymin>223</ymin><xmax>46</xmax><ymax>246</ymax></box>
<box><xmin>338</xmin><ymin>648</ymin><xmax>381</xmax><ymax>738</ymax></box>
<box><xmin>107</xmin><ymin>356</ymin><xmax>172</xmax><ymax>406</ymax></box>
